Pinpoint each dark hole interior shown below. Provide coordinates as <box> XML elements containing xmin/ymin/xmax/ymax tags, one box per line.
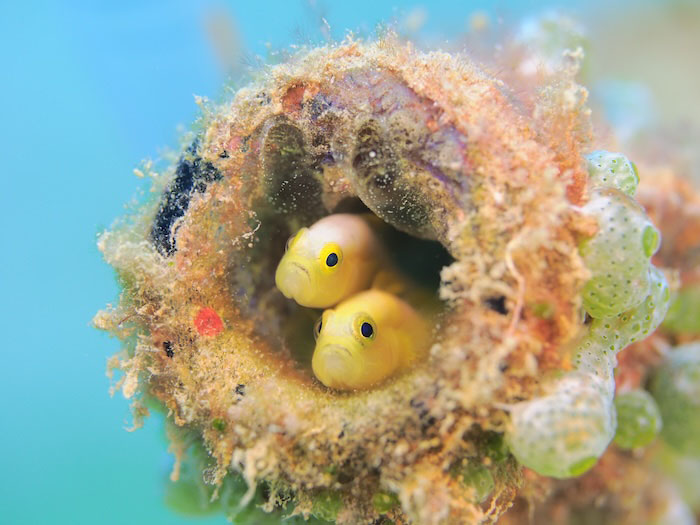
<box><xmin>332</xmin><ymin>197</ymin><xmax>454</xmax><ymax>291</ymax></box>
<box><xmin>485</xmin><ymin>296</ymin><xmax>508</xmax><ymax>315</ymax></box>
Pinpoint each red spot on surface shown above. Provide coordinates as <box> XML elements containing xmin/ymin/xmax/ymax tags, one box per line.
<box><xmin>195</xmin><ymin>307</ymin><xmax>224</xmax><ymax>336</ymax></box>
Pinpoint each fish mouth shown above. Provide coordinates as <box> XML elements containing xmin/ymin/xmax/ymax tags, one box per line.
<box><xmin>291</xmin><ymin>262</ymin><xmax>310</xmax><ymax>280</ymax></box>
<box><xmin>276</xmin><ymin>260</ymin><xmax>311</xmax><ymax>300</ymax></box>
<box><xmin>319</xmin><ymin>344</ymin><xmax>353</xmax><ymax>359</ymax></box>
<box><xmin>313</xmin><ymin>344</ymin><xmax>356</xmax><ymax>389</ymax></box>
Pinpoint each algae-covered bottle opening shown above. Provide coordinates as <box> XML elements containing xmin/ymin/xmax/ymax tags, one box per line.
<box><xmin>94</xmin><ymin>24</ymin><xmax>693</xmax><ymax>524</ymax></box>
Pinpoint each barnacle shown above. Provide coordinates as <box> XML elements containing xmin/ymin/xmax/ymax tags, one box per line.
<box><xmin>96</xmin><ymin>35</ymin><xmax>673</xmax><ymax>524</ymax></box>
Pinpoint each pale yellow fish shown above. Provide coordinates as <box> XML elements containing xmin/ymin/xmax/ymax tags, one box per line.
<box><xmin>311</xmin><ymin>289</ymin><xmax>432</xmax><ymax>390</ymax></box>
<box><xmin>275</xmin><ymin>214</ymin><xmax>401</xmax><ymax>308</ymax></box>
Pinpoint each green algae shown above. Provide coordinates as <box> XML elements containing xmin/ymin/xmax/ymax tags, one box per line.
<box><xmin>372</xmin><ymin>491</ymin><xmax>400</xmax><ymax>513</ymax></box>
<box><xmin>664</xmin><ymin>285</ymin><xmax>700</xmax><ymax>335</ymax></box>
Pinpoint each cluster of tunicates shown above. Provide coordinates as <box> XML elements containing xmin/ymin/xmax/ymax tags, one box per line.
<box><xmin>507</xmin><ymin>151</ymin><xmax>670</xmax><ymax>478</ymax></box>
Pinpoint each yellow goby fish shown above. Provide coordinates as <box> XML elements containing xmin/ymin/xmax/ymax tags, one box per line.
<box><xmin>311</xmin><ymin>289</ymin><xmax>432</xmax><ymax>390</ymax></box>
<box><xmin>275</xmin><ymin>214</ymin><xmax>400</xmax><ymax>308</ymax></box>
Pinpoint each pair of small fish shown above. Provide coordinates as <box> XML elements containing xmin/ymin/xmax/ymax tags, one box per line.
<box><xmin>275</xmin><ymin>214</ymin><xmax>432</xmax><ymax>390</ymax></box>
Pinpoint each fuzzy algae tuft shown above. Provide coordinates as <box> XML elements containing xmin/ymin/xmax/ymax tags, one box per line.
<box><xmin>95</xmin><ymin>35</ymin><xmax>677</xmax><ymax>524</ymax></box>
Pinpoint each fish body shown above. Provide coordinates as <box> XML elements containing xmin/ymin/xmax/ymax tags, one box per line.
<box><xmin>312</xmin><ymin>289</ymin><xmax>431</xmax><ymax>390</ymax></box>
<box><xmin>275</xmin><ymin>214</ymin><xmax>395</xmax><ymax>308</ymax></box>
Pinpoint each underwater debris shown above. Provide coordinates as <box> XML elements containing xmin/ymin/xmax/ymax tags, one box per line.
<box><xmin>163</xmin><ymin>340</ymin><xmax>175</xmax><ymax>358</ymax></box>
<box><xmin>96</xmin><ymin>35</ymin><xmax>682</xmax><ymax>524</ymax></box>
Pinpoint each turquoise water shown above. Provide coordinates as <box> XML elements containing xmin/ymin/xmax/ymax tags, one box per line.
<box><xmin>0</xmin><ymin>1</ymin><xmax>634</xmax><ymax>523</ymax></box>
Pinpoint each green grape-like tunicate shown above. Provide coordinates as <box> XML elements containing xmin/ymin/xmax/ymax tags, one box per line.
<box><xmin>580</xmin><ymin>187</ymin><xmax>660</xmax><ymax>318</ymax></box>
<box><xmin>312</xmin><ymin>489</ymin><xmax>343</xmax><ymax>521</ymax></box>
<box><xmin>372</xmin><ymin>491</ymin><xmax>400</xmax><ymax>513</ymax></box>
<box><xmin>572</xmin><ymin>337</ymin><xmax>616</xmax><ymax>394</ymax></box>
<box><xmin>573</xmin><ymin>266</ymin><xmax>670</xmax><ymax>384</ymax></box>
<box><xmin>642</xmin><ymin>225</ymin><xmax>661</xmax><ymax>258</ymax></box>
<box><xmin>663</xmin><ymin>284</ymin><xmax>700</xmax><ymax>335</ymax></box>
<box><xmin>651</xmin><ymin>343</ymin><xmax>700</xmax><ymax>456</ymax></box>
<box><xmin>220</xmin><ymin>481</ymin><xmax>330</xmax><ymax>525</ymax></box>
<box><xmin>507</xmin><ymin>372</ymin><xmax>616</xmax><ymax>479</ymax></box>
<box><xmin>586</xmin><ymin>150</ymin><xmax>640</xmax><ymax>196</ymax></box>
<box><xmin>614</xmin><ymin>389</ymin><xmax>662</xmax><ymax>449</ymax></box>
<box><xmin>459</xmin><ymin>463</ymin><xmax>495</xmax><ymax>503</ymax></box>
<box><xmin>588</xmin><ymin>265</ymin><xmax>671</xmax><ymax>355</ymax></box>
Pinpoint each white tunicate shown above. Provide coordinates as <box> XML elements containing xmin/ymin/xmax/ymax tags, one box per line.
<box><xmin>587</xmin><ymin>265</ymin><xmax>670</xmax><ymax>354</ymax></box>
<box><xmin>586</xmin><ymin>150</ymin><xmax>639</xmax><ymax>196</ymax></box>
<box><xmin>507</xmin><ymin>371</ymin><xmax>616</xmax><ymax>479</ymax></box>
<box><xmin>579</xmin><ymin>187</ymin><xmax>660</xmax><ymax>319</ymax></box>
<box><xmin>572</xmin><ymin>340</ymin><xmax>616</xmax><ymax>394</ymax></box>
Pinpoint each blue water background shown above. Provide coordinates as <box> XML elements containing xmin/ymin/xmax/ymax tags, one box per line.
<box><xmin>0</xmin><ymin>0</ymin><xmax>659</xmax><ymax>523</ymax></box>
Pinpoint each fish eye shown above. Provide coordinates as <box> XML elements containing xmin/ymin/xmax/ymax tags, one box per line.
<box><xmin>319</xmin><ymin>242</ymin><xmax>343</xmax><ymax>272</ymax></box>
<box><xmin>353</xmin><ymin>314</ymin><xmax>376</xmax><ymax>341</ymax></box>
<box><xmin>314</xmin><ymin>317</ymin><xmax>323</xmax><ymax>340</ymax></box>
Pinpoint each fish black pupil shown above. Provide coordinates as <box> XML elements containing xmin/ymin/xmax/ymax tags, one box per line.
<box><xmin>326</xmin><ymin>252</ymin><xmax>338</xmax><ymax>267</ymax></box>
<box><xmin>361</xmin><ymin>322</ymin><xmax>373</xmax><ymax>338</ymax></box>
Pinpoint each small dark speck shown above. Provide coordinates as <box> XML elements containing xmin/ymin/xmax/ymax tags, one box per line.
<box><xmin>219</xmin><ymin>150</ymin><xmax>230</xmax><ymax>158</ymax></box>
<box><xmin>163</xmin><ymin>341</ymin><xmax>174</xmax><ymax>358</ymax></box>
<box><xmin>409</xmin><ymin>397</ymin><xmax>424</xmax><ymax>409</ymax></box>
<box><xmin>485</xmin><ymin>296</ymin><xmax>508</xmax><ymax>315</ymax></box>
<box><xmin>338</xmin><ymin>430</ymin><xmax>345</xmax><ymax>439</ymax></box>
<box><xmin>337</xmin><ymin>470</ymin><xmax>354</xmax><ymax>484</ymax></box>
<box><xmin>235</xmin><ymin>384</ymin><xmax>246</xmax><ymax>396</ymax></box>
